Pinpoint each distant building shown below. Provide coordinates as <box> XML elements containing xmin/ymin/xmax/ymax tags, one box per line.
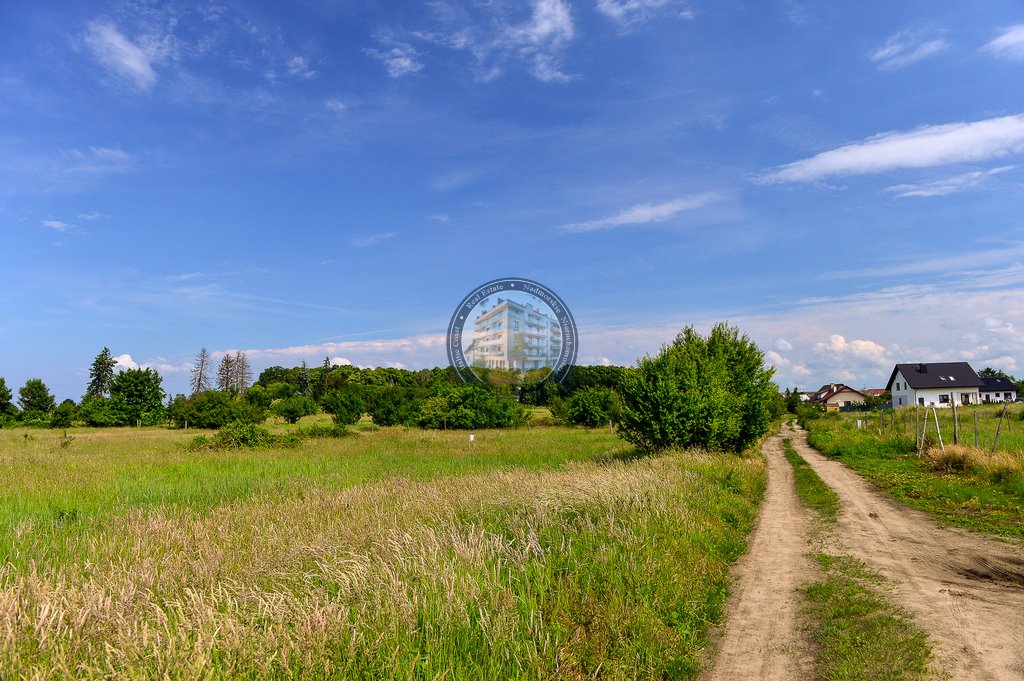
<box><xmin>979</xmin><ymin>376</ymin><xmax>1018</xmax><ymax>403</ymax></box>
<box><xmin>886</xmin><ymin>362</ymin><xmax>984</xmax><ymax>407</ymax></box>
<box><xmin>465</xmin><ymin>298</ymin><xmax>561</xmax><ymax>370</ymax></box>
<box><xmin>810</xmin><ymin>383</ymin><xmax>866</xmax><ymax>410</ymax></box>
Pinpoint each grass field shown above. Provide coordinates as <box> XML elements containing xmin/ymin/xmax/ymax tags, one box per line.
<box><xmin>802</xmin><ymin>405</ymin><xmax>1024</xmax><ymax>539</ymax></box>
<box><xmin>0</xmin><ymin>420</ymin><xmax>765</xmax><ymax>678</ymax></box>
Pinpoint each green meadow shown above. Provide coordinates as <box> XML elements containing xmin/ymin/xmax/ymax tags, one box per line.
<box><xmin>0</xmin><ymin>420</ymin><xmax>765</xmax><ymax>679</ymax></box>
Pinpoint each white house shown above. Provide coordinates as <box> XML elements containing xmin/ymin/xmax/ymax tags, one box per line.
<box><xmin>979</xmin><ymin>376</ymin><xmax>1018</xmax><ymax>403</ymax></box>
<box><xmin>810</xmin><ymin>383</ymin><xmax>866</xmax><ymax>410</ymax></box>
<box><xmin>886</xmin><ymin>362</ymin><xmax>984</xmax><ymax>408</ymax></box>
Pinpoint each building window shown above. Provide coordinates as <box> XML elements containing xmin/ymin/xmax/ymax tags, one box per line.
<box><xmin>918</xmin><ymin>397</ymin><xmax>924</xmax><ymax>406</ymax></box>
<box><xmin>939</xmin><ymin>394</ymin><xmax>950</xmax><ymax>404</ymax></box>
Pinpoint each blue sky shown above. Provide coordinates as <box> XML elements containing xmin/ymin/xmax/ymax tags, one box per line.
<box><xmin>4</xmin><ymin>0</ymin><xmax>1024</xmax><ymax>400</ymax></box>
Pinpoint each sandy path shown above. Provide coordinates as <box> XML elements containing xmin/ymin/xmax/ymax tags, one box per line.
<box><xmin>706</xmin><ymin>432</ymin><xmax>818</xmax><ymax>681</ymax></box>
<box><xmin>788</xmin><ymin>423</ymin><xmax>1024</xmax><ymax>680</ymax></box>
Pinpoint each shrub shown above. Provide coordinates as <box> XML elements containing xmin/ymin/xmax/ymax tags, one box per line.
<box><xmin>79</xmin><ymin>396</ymin><xmax>119</xmax><ymax>427</ymax></box>
<box><xmin>321</xmin><ymin>388</ymin><xmax>365</xmax><ymax>426</ymax></box>
<box><xmin>367</xmin><ymin>388</ymin><xmax>423</xmax><ymax>427</ymax></box>
<box><xmin>559</xmin><ymin>387</ymin><xmax>620</xmax><ymax>427</ymax></box>
<box><xmin>417</xmin><ymin>385</ymin><xmax>528</xmax><ymax>429</ymax></box>
<box><xmin>168</xmin><ymin>391</ymin><xmax>266</xmax><ymax>429</ymax></box>
<box><xmin>617</xmin><ymin>323</ymin><xmax>776</xmax><ymax>453</ymax></box>
<box><xmin>49</xmin><ymin>400</ymin><xmax>77</xmax><ymax>429</ymax></box>
<box><xmin>271</xmin><ymin>396</ymin><xmax>318</xmax><ymax>424</ymax></box>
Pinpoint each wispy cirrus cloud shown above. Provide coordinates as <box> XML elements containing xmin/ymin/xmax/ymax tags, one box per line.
<box><xmin>982</xmin><ymin>24</ymin><xmax>1024</xmax><ymax>60</ymax></box>
<box><xmin>350</xmin><ymin>231</ymin><xmax>398</xmax><ymax>248</ymax></box>
<box><xmin>884</xmin><ymin>165</ymin><xmax>1016</xmax><ymax>198</ymax></box>
<box><xmin>821</xmin><ymin>243</ymin><xmax>1024</xmax><ymax>280</ymax></box>
<box><xmin>366</xmin><ymin>40</ymin><xmax>424</xmax><ymax>78</ymax></box>
<box><xmin>596</xmin><ymin>0</ymin><xmax>683</xmax><ymax>27</ymax></box>
<box><xmin>760</xmin><ymin>114</ymin><xmax>1024</xmax><ymax>184</ymax></box>
<box><xmin>41</xmin><ymin>219</ymin><xmax>74</xmax><ymax>232</ymax></box>
<box><xmin>869</xmin><ymin>30</ymin><xmax>948</xmax><ymax>70</ymax></box>
<box><xmin>560</xmin><ymin>193</ymin><xmax>719</xmax><ymax>232</ymax></box>
<box><xmin>414</xmin><ymin>0</ymin><xmax>575</xmax><ymax>82</ymax></box>
<box><xmin>84</xmin><ymin>20</ymin><xmax>171</xmax><ymax>90</ymax></box>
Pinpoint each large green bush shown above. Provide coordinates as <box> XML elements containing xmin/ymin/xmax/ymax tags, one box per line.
<box><xmin>322</xmin><ymin>387</ymin><xmax>366</xmax><ymax>426</ymax></box>
<box><xmin>417</xmin><ymin>385</ymin><xmax>527</xmax><ymax>429</ymax></box>
<box><xmin>557</xmin><ymin>387</ymin><xmax>620</xmax><ymax>428</ymax></box>
<box><xmin>168</xmin><ymin>391</ymin><xmax>266</xmax><ymax>429</ymax></box>
<box><xmin>617</xmin><ymin>323</ymin><xmax>776</xmax><ymax>453</ymax></box>
<box><xmin>271</xmin><ymin>395</ymin><xmax>318</xmax><ymax>424</ymax></box>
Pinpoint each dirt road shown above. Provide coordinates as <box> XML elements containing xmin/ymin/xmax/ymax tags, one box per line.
<box><xmin>706</xmin><ymin>432</ymin><xmax>818</xmax><ymax>680</ymax></box>
<box><xmin>788</xmin><ymin>422</ymin><xmax>1024</xmax><ymax>680</ymax></box>
<box><xmin>707</xmin><ymin>424</ymin><xmax>1024</xmax><ymax>681</ymax></box>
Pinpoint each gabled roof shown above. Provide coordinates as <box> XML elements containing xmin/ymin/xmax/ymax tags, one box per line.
<box><xmin>866</xmin><ymin>388</ymin><xmax>887</xmax><ymax>396</ymax></box>
<box><xmin>886</xmin><ymin>363</ymin><xmax>984</xmax><ymax>391</ymax></box>
<box><xmin>980</xmin><ymin>376</ymin><xmax>1017</xmax><ymax>392</ymax></box>
<box><xmin>810</xmin><ymin>383</ymin><xmax>866</xmax><ymax>403</ymax></box>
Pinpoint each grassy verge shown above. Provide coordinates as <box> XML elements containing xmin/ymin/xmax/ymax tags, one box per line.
<box><xmin>802</xmin><ymin>414</ymin><xmax>1024</xmax><ymax>539</ymax></box>
<box><xmin>781</xmin><ymin>437</ymin><xmax>935</xmax><ymax>680</ymax></box>
<box><xmin>782</xmin><ymin>437</ymin><xmax>839</xmax><ymax>523</ymax></box>
<box><xmin>0</xmin><ymin>427</ymin><xmax>765</xmax><ymax>679</ymax></box>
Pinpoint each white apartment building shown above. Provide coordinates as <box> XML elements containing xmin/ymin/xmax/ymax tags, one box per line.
<box><xmin>465</xmin><ymin>298</ymin><xmax>561</xmax><ymax>370</ymax></box>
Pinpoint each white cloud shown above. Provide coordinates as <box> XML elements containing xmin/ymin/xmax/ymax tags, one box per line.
<box><xmin>983</xmin><ymin>24</ymin><xmax>1024</xmax><ymax>60</ymax></box>
<box><xmin>77</xmin><ymin>211</ymin><xmax>104</xmax><ymax>221</ymax></box>
<box><xmin>561</xmin><ymin>193</ymin><xmax>719</xmax><ymax>232</ymax></box>
<box><xmin>84</xmin><ymin>21</ymin><xmax>169</xmax><ymax>90</ymax></box>
<box><xmin>286</xmin><ymin>56</ymin><xmax>316</xmax><ymax>79</ymax></box>
<box><xmin>815</xmin><ymin>334</ymin><xmax>890</xmax><ymax>365</ymax></box>
<box><xmin>366</xmin><ymin>41</ymin><xmax>424</xmax><ymax>78</ymax></box>
<box><xmin>325</xmin><ymin>98</ymin><xmax>346</xmax><ymax>113</ymax></box>
<box><xmin>760</xmin><ymin>114</ymin><xmax>1024</xmax><ymax>183</ymax></box>
<box><xmin>416</xmin><ymin>0</ymin><xmax>575</xmax><ymax>83</ymax></box>
<box><xmin>884</xmin><ymin>165</ymin><xmax>1015</xmax><ymax>198</ymax></box>
<box><xmin>870</xmin><ymin>30</ymin><xmax>949</xmax><ymax>70</ymax></box>
<box><xmin>775</xmin><ymin>338</ymin><xmax>793</xmax><ymax>352</ymax></box>
<box><xmin>350</xmin><ymin>232</ymin><xmax>398</xmax><ymax>248</ymax></box>
<box><xmin>596</xmin><ymin>0</ymin><xmax>673</xmax><ymax>26</ymax></box>
<box><xmin>41</xmin><ymin>219</ymin><xmax>73</xmax><ymax>232</ymax></box>
<box><xmin>428</xmin><ymin>213</ymin><xmax>450</xmax><ymax>222</ymax></box>
<box><xmin>113</xmin><ymin>353</ymin><xmax>139</xmax><ymax>370</ymax></box>
<box><xmin>329</xmin><ymin>357</ymin><xmax>353</xmax><ymax>367</ymax></box>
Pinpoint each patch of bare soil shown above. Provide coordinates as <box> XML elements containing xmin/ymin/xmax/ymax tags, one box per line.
<box><xmin>789</xmin><ymin>423</ymin><xmax>1024</xmax><ymax>680</ymax></box>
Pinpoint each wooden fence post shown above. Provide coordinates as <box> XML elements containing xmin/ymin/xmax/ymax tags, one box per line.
<box><xmin>951</xmin><ymin>398</ymin><xmax>959</xmax><ymax>445</ymax></box>
<box><xmin>992</xmin><ymin>402</ymin><xmax>1009</xmax><ymax>455</ymax></box>
<box><xmin>932</xmin><ymin>407</ymin><xmax>944</xmax><ymax>453</ymax></box>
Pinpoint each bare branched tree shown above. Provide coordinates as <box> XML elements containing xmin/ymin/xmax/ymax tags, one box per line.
<box><xmin>190</xmin><ymin>347</ymin><xmax>213</xmax><ymax>396</ymax></box>
<box><xmin>233</xmin><ymin>351</ymin><xmax>252</xmax><ymax>393</ymax></box>
<box><xmin>217</xmin><ymin>353</ymin><xmax>235</xmax><ymax>392</ymax></box>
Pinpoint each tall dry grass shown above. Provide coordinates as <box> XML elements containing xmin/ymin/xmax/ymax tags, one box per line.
<box><xmin>0</xmin><ymin>448</ymin><xmax>763</xmax><ymax>679</ymax></box>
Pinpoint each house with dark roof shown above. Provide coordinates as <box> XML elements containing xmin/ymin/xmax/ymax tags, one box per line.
<box><xmin>886</xmin><ymin>363</ymin><xmax>984</xmax><ymax>407</ymax></box>
<box><xmin>810</xmin><ymin>383</ymin><xmax>866</xmax><ymax>410</ymax></box>
<box><xmin>979</xmin><ymin>376</ymin><xmax>1018</xmax><ymax>403</ymax></box>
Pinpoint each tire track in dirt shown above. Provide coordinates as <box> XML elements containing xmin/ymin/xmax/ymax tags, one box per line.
<box><xmin>788</xmin><ymin>423</ymin><xmax>1024</xmax><ymax>680</ymax></box>
<box><xmin>706</xmin><ymin>432</ymin><xmax>818</xmax><ymax>681</ymax></box>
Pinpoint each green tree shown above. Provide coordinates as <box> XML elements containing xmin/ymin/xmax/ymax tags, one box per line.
<box><xmin>617</xmin><ymin>323</ymin><xmax>776</xmax><ymax>453</ymax></box>
<box><xmin>50</xmin><ymin>399</ymin><xmax>77</xmax><ymax>429</ymax></box>
<box><xmin>0</xmin><ymin>377</ymin><xmax>15</xmax><ymax>417</ymax></box>
<box><xmin>559</xmin><ymin>387</ymin><xmax>620</xmax><ymax>427</ymax></box>
<box><xmin>18</xmin><ymin>378</ymin><xmax>56</xmax><ymax>417</ymax></box>
<box><xmin>322</xmin><ymin>387</ymin><xmax>365</xmax><ymax>426</ymax></box>
<box><xmin>86</xmin><ymin>347</ymin><xmax>118</xmax><ymax>398</ymax></box>
<box><xmin>272</xmin><ymin>395</ymin><xmax>317</xmax><ymax>424</ymax></box>
<box><xmin>109</xmin><ymin>368</ymin><xmax>165</xmax><ymax>426</ymax></box>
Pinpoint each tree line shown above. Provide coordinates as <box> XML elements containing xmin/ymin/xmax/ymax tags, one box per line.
<box><xmin>0</xmin><ymin>324</ymin><xmax>788</xmax><ymax>454</ymax></box>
